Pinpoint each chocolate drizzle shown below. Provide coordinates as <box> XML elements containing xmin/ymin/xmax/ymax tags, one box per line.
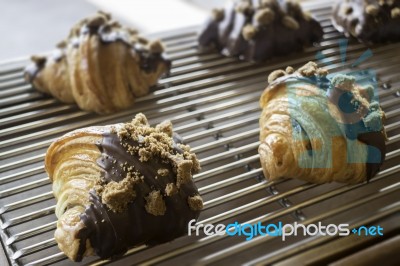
<box><xmin>75</xmin><ymin>226</ymin><xmax>90</xmax><ymax>262</ymax></box>
<box><xmin>332</xmin><ymin>0</ymin><xmax>400</xmax><ymax>43</ymax></box>
<box><xmin>24</xmin><ymin>12</ymin><xmax>171</xmax><ymax>114</ymax></box>
<box><xmin>78</xmin><ymin>18</ymin><xmax>170</xmax><ymax>74</ymax></box>
<box><xmin>24</xmin><ymin>56</ymin><xmax>47</xmax><ymax>82</ymax></box>
<box><xmin>136</xmin><ymin>48</ymin><xmax>171</xmax><ymax>74</ymax></box>
<box><xmin>25</xmin><ymin>12</ymin><xmax>170</xmax><ymax>82</ymax></box>
<box><xmin>77</xmin><ymin>116</ymin><xmax>202</xmax><ymax>260</ymax></box>
<box><xmin>198</xmin><ymin>0</ymin><xmax>323</xmax><ymax>62</ymax></box>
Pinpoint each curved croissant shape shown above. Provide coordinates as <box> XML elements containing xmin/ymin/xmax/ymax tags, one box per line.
<box><xmin>198</xmin><ymin>0</ymin><xmax>323</xmax><ymax>62</ymax></box>
<box><xmin>25</xmin><ymin>11</ymin><xmax>171</xmax><ymax>114</ymax></box>
<box><xmin>45</xmin><ymin>113</ymin><xmax>203</xmax><ymax>261</ymax></box>
<box><xmin>259</xmin><ymin>62</ymin><xmax>387</xmax><ymax>184</ymax></box>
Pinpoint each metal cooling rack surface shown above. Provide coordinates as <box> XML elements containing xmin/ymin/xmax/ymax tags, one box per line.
<box><xmin>0</xmin><ymin>1</ymin><xmax>399</xmax><ymax>265</ymax></box>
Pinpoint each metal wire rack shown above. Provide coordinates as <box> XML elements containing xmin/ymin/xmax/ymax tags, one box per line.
<box><xmin>0</xmin><ymin>1</ymin><xmax>399</xmax><ymax>265</ymax></box>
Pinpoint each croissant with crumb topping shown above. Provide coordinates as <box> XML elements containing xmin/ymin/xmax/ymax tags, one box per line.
<box><xmin>25</xmin><ymin>12</ymin><xmax>171</xmax><ymax>114</ymax></box>
<box><xmin>332</xmin><ymin>0</ymin><xmax>400</xmax><ymax>43</ymax></box>
<box><xmin>259</xmin><ymin>62</ymin><xmax>387</xmax><ymax>184</ymax></box>
<box><xmin>198</xmin><ymin>0</ymin><xmax>323</xmax><ymax>62</ymax></box>
<box><xmin>46</xmin><ymin>113</ymin><xmax>203</xmax><ymax>261</ymax></box>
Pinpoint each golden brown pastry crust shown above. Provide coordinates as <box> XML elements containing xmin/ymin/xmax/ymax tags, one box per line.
<box><xmin>46</xmin><ymin>114</ymin><xmax>202</xmax><ymax>261</ymax></box>
<box><xmin>46</xmin><ymin>128</ymin><xmax>102</xmax><ymax>260</ymax></box>
<box><xmin>259</xmin><ymin>62</ymin><xmax>386</xmax><ymax>184</ymax></box>
<box><xmin>25</xmin><ymin>12</ymin><xmax>170</xmax><ymax>114</ymax></box>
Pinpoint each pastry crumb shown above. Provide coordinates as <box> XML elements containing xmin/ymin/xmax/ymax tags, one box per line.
<box><xmin>96</xmin><ymin>176</ymin><xmax>138</xmax><ymax>213</ymax></box>
<box><xmin>235</xmin><ymin>1</ymin><xmax>252</xmax><ymax>14</ymax></box>
<box><xmin>285</xmin><ymin>66</ymin><xmax>294</xmax><ymax>74</ymax></box>
<box><xmin>145</xmin><ymin>190</ymin><xmax>166</xmax><ymax>216</ymax></box>
<box><xmin>165</xmin><ymin>183</ymin><xmax>178</xmax><ymax>196</ymax></box>
<box><xmin>255</xmin><ymin>8</ymin><xmax>275</xmax><ymax>25</ymax></box>
<box><xmin>298</xmin><ymin>61</ymin><xmax>319</xmax><ymax>77</ymax></box>
<box><xmin>148</xmin><ymin>40</ymin><xmax>164</xmax><ymax>54</ymax></box>
<box><xmin>157</xmin><ymin>168</ymin><xmax>169</xmax><ymax>177</ymax></box>
<box><xmin>282</xmin><ymin>16</ymin><xmax>299</xmax><ymax>30</ymax></box>
<box><xmin>242</xmin><ymin>24</ymin><xmax>257</xmax><ymax>41</ymax></box>
<box><xmin>113</xmin><ymin>113</ymin><xmax>200</xmax><ymax>189</ymax></box>
<box><xmin>188</xmin><ymin>195</ymin><xmax>203</xmax><ymax>211</ymax></box>
<box><xmin>331</xmin><ymin>74</ymin><xmax>356</xmax><ymax>91</ymax></box>
<box><xmin>176</xmin><ymin>159</ymin><xmax>193</xmax><ymax>188</ymax></box>
<box><xmin>268</xmin><ymin>69</ymin><xmax>286</xmax><ymax>83</ymax></box>
<box><xmin>391</xmin><ymin>7</ymin><xmax>400</xmax><ymax>18</ymax></box>
<box><xmin>365</xmin><ymin>5</ymin><xmax>379</xmax><ymax>16</ymax></box>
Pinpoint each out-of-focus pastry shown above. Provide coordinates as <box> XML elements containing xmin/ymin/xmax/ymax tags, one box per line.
<box><xmin>259</xmin><ymin>62</ymin><xmax>387</xmax><ymax>184</ymax></box>
<box><xmin>46</xmin><ymin>113</ymin><xmax>202</xmax><ymax>261</ymax></box>
<box><xmin>332</xmin><ymin>0</ymin><xmax>400</xmax><ymax>43</ymax></box>
<box><xmin>25</xmin><ymin>12</ymin><xmax>171</xmax><ymax>114</ymax></box>
<box><xmin>198</xmin><ymin>0</ymin><xmax>323</xmax><ymax>62</ymax></box>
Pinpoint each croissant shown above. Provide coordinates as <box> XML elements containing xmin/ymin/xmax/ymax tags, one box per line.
<box><xmin>45</xmin><ymin>113</ymin><xmax>203</xmax><ymax>261</ymax></box>
<box><xmin>198</xmin><ymin>0</ymin><xmax>323</xmax><ymax>62</ymax></box>
<box><xmin>332</xmin><ymin>0</ymin><xmax>400</xmax><ymax>43</ymax></box>
<box><xmin>25</xmin><ymin>11</ymin><xmax>171</xmax><ymax>114</ymax></box>
<box><xmin>259</xmin><ymin>62</ymin><xmax>387</xmax><ymax>184</ymax></box>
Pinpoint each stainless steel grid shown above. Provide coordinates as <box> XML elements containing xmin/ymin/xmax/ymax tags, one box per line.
<box><xmin>0</xmin><ymin>1</ymin><xmax>400</xmax><ymax>265</ymax></box>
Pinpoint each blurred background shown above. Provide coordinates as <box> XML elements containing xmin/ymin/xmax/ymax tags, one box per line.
<box><xmin>0</xmin><ymin>0</ymin><xmax>227</xmax><ymax>61</ymax></box>
<box><xmin>0</xmin><ymin>0</ymin><xmax>315</xmax><ymax>61</ymax></box>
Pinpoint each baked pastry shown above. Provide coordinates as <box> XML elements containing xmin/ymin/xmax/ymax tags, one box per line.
<box><xmin>259</xmin><ymin>62</ymin><xmax>387</xmax><ymax>184</ymax></box>
<box><xmin>25</xmin><ymin>12</ymin><xmax>171</xmax><ymax>114</ymax></box>
<box><xmin>332</xmin><ymin>0</ymin><xmax>400</xmax><ymax>43</ymax></box>
<box><xmin>198</xmin><ymin>0</ymin><xmax>323</xmax><ymax>62</ymax></box>
<box><xmin>46</xmin><ymin>113</ymin><xmax>203</xmax><ymax>261</ymax></box>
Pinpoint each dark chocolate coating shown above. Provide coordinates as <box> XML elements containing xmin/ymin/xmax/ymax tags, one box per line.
<box><xmin>326</xmin><ymin>85</ymin><xmax>386</xmax><ymax>180</ymax></box>
<box><xmin>358</xmin><ymin>131</ymin><xmax>386</xmax><ymax>180</ymax></box>
<box><xmin>198</xmin><ymin>0</ymin><xmax>324</xmax><ymax>62</ymax></box>
<box><xmin>77</xmin><ymin>130</ymin><xmax>201</xmax><ymax>260</ymax></box>
<box><xmin>332</xmin><ymin>0</ymin><xmax>400</xmax><ymax>43</ymax></box>
<box><xmin>84</xmin><ymin>23</ymin><xmax>170</xmax><ymax>74</ymax></box>
<box><xmin>25</xmin><ymin>60</ymin><xmax>45</xmax><ymax>83</ymax></box>
<box><xmin>25</xmin><ymin>14</ymin><xmax>170</xmax><ymax>82</ymax></box>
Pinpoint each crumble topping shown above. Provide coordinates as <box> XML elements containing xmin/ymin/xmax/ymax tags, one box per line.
<box><xmin>188</xmin><ymin>195</ymin><xmax>204</xmax><ymax>211</ymax></box>
<box><xmin>95</xmin><ymin>113</ymin><xmax>202</xmax><ymax>214</ymax></box>
<box><xmin>145</xmin><ymin>190</ymin><xmax>166</xmax><ymax>216</ymax></box>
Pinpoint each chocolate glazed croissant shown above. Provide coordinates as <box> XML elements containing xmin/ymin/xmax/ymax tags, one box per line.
<box><xmin>198</xmin><ymin>0</ymin><xmax>323</xmax><ymax>62</ymax></box>
<box><xmin>332</xmin><ymin>0</ymin><xmax>400</xmax><ymax>44</ymax></box>
<box><xmin>45</xmin><ymin>113</ymin><xmax>203</xmax><ymax>261</ymax></box>
<box><xmin>25</xmin><ymin>12</ymin><xmax>171</xmax><ymax>114</ymax></box>
<box><xmin>259</xmin><ymin>62</ymin><xmax>387</xmax><ymax>184</ymax></box>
